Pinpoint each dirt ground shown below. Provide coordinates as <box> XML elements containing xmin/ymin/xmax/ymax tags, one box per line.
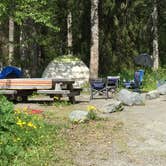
<box><xmin>15</xmin><ymin>94</ymin><xmax>166</xmax><ymax>166</ymax></box>
<box><xmin>73</xmin><ymin>95</ymin><xmax>166</xmax><ymax>166</ymax></box>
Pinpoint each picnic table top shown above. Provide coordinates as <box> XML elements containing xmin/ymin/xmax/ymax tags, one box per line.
<box><xmin>0</xmin><ymin>78</ymin><xmax>75</xmax><ymax>90</ymax></box>
<box><xmin>0</xmin><ymin>78</ymin><xmax>74</xmax><ymax>81</ymax></box>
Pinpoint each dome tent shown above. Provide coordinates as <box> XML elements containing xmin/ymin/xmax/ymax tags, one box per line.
<box><xmin>42</xmin><ymin>55</ymin><xmax>89</xmax><ymax>87</ymax></box>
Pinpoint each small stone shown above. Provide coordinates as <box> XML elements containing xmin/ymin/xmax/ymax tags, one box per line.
<box><xmin>101</xmin><ymin>100</ymin><xmax>124</xmax><ymax>113</ymax></box>
<box><xmin>69</xmin><ymin>110</ymin><xmax>89</xmax><ymax>123</ymax></box>
<box><xmin>146</xmin><ymin>90</ymin><xmax>160</xmax><ymax>100</ymax></box>
<box><xmin>157</xmin><ymin>83</ymin><xmax>166</xmax><ymax>95</ymax></box>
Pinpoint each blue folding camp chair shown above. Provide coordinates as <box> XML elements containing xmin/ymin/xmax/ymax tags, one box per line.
<box><xmin>90</xmin><ymin>78</ymin><xmax>108</xmax><ymax>99</ymax></box>
<box><xmin>124</xmin><ymin>69</ymin><xmax>144</xmax><ymax>92</ymax></box>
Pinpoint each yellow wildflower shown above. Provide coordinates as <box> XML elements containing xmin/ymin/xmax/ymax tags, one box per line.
<box><xmin>87</xmin><ymin>105</ymin><xmax>97</xmax><ymax>111</ymax></box>
<box><xmin>16</xmin><ymin>119</ymin><xmax>26</xmax><ymax>127</ymax></box>
<box><xmin>27</xmin><ymin>122</ymin><xmax>37</xmax><ymax>129</ymax></box>
<box><xmin>14</xmin><ymin>108</ymin><xmax>21</xmax><ymax>114</ymax></box>
<box><xmin>23</xmin><ymin>107</ymin><xmax>28</xmax><ymax>112</ymax></box>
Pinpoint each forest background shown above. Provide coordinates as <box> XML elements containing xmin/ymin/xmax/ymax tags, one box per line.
<box><xmin>0</xmin><ymin>0</ymin><xmax>165</xmax><ymax>78</ymax></box>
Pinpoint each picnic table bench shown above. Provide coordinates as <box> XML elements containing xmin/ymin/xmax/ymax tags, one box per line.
<box><xmin>0</xmin><ymin>78</ymin><xmax>82</xmax><ymax>103</ymax></box>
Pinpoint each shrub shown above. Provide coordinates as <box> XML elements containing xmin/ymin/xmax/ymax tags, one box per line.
<box><xmin>143</xmin><ymin>68</ymin><xmax>166</xmax><ymax>91</ymax></box>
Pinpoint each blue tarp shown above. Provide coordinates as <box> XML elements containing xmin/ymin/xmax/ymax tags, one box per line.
<box><xmin>0</xmin><ymin>66</ymin><xmax>22</xmax><ymax>79</ymax></box>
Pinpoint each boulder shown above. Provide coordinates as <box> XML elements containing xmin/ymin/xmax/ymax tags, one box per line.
<box><xmin>157</xmin><ymin>83</ymin><xmax>166</xmax><ymax>95</ymax></box>
<box><xmin>42</xmin><ymin>55</ymin><xmax>89</xmax><ymax>87</ymax></box>
<box><xmin>69</xmin><ymin>110</ymin><xmax>89</xmax><ymax>123</ymax></box>
<box><xmin>101</xmin><ymin>100</ymin><xmax>124</xmax><ymax>113</ymax></box>
<box><xmin>117</xmin><ymin>89</ymin><xmax>145</xmax><ymax>106</ymax></box>
<box><xmin>146</xmin><ymin>90</ymin><xmax>160</xmax><ymax>100</ymax></box>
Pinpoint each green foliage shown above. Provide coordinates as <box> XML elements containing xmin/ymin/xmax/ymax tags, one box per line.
<box><xmin>53</xmin><ymin>99</ymin><xmax>72</xmax><ymax>107</ymax></box>
<box><xmin>118</xmin><ymin>67</ymin><xmax>166</xmax><ymax>91</ymax></box>
<box><xmin>99</xmin><ymin>0</ymin><xmax>152</xmax><ymax>74</ymax></box>
<box><xmin>0</xmin><ymin>96</ymin><xmax>46</xmax><ymax>165</ymax></box>
<box><xmin>142</xmin><ymin>71</ymin><xmax>157</xmax><ymax>91</ymax></box>
<box><xmin>118</xmin><ymin>70</ymin><xmax>134</xmax><ymax>82</ymax></box>
<box><xmin>0</xmin><ymin>0</ymin><xmax>59</xmax><ymax>30</ymax></box>
<box><xmin>87</xmin><ymin>110</ymin><xmax>98</xmax><ymax>121</ymax></box>
<box><xmin>53</xmin><ymin>55</ymin><xmax>81</xmax><ymax>62</ymax></box>
<box><xmin>143</xmin><ymin>68</ymin><xmax>166</xmax><ymax>91</ymax></box>
<box><xmin>0</xmin><ymin>96</ymin><xmax>73</xmax><ymax>165</ymax></box>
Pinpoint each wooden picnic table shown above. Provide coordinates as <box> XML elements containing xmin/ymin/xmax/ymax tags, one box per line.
<box><xmin>0</xmin><ymin>78</ymin><xmax>82</xmax><ymax>103</ymax></box>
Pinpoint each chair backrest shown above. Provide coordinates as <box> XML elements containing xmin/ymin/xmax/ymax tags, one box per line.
<box><xmin>90</xmin><ymin>78</ymin><xmax>106</xmax><ymax>90</ymax></box>
<box><xmin>107</xmin><ymin>76</ymin><xmax>120</xmax><ymax>88</ymax></box>
<box><xmin>134</xmin><ymin>69</ymin><xmax>144</xmax><ymax>86</ymax></box>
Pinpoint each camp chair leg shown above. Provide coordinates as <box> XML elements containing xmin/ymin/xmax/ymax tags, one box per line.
<box><xmin>106</xmin><ymin>88</ymin><xmax>109</xmax><ymax>99</ymax></box>
<box><xmin>90</xmin><ymin>94</ymin><xmax>93</xmax><ymax>100</ymax></box>
<box><xmin>90</xmin><ymin>88</ymin><xmax>93</xmax><ymax>100</ymax></box>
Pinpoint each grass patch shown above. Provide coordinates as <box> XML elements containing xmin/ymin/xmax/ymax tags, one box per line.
<box><xmin>12</xmin><ymin>124</ymin><xmax>74</xmax><ymax>166</ymax></box>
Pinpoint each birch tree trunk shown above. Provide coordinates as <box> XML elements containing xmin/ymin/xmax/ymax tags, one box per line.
<box><xmin>8</xmin><ymin>17</ymin><xmax>14</xmax><ymax>65</ymax></box>
<box><xmin>20</xmin><ymin>26</ymin><xmax>26</xmax><ymax>61</ymax></box>
<box><xmin>90</xmin><ymin>0</ymin><xmax>99</xmax><ymax>79</ymax></box>
<box><xmin>67</xmin><ymin>12</ymin><xmax>72</xmax><ymax>54</ymax></box>
<box><xmin>152</xmin><ymin>0</ymin><xmax>159</xmax><ymax>70</ymax></box>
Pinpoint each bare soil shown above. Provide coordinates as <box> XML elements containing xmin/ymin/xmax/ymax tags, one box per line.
<box><xmin>15</xmin><ymin>94</ymin><xmax>166</xmax><ymax>166</ymax></box>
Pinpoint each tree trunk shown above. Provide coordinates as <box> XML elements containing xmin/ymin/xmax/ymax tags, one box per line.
<box><xmin>67</xmin><ymin>12</ymin><xmax>72</xmax><ymax>54</ymax></box>
<box><xmin>20</xmin><ymin>26</ymin><xmax>26</xmax><ymax>61</ymax></box>
<box><xmin>31</xmin><ymin>24</ymin><xmax>38</xmax><ymax>77</ymax></box>
<box><xmin>90</xmin><ymin>0</ymin><xmax>99</xmax><ymax>79</ymax></box>
<box><xmin>152</xmin><ymin>0</ymin><xmax>159</xmax><ymax>70</ymax></box>
<box><xmin>8</xmin><ymin>17</ymin><xmax>14</xmax><ymax>65</ymax></box>
<box><xmin>0</xmin><ymin>22</ymin><xmax>8</xmax><ymax>66</ymax></box>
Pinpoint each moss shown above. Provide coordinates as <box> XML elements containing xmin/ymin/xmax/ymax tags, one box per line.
<box><xmin>53</xmin><ymin>55</ymin><xmax>81</xmax><ymax>62</ymax></box>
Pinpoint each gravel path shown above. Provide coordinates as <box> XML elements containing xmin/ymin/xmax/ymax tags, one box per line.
<box><xmin>73</xmin><ymin>95</ymin><xmax>166</xmax><ymax>166</ymax></box>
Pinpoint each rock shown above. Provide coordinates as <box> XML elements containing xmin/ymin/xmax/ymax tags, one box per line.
<box><xmin>42</xmin><ymin>55</ymin><xmax>89</xmax><ymax>87</ymax></box>
<box><xmin>146</xmin><ymin>90</ymin><xmax>160</xmax><ymax>100</ymax></box>
<box><xmin>117</xmin><ymin>89</ymin><xmax>145</xmax><ymax>106</ymax></box>
<box><xmin>69</xmin><ymin>110</ymin><xmax>89</xmax><ymax>123</ymax></box>
<box><xmin>101</xmin><ymin>100</ymin><xmax>124</xmax><ymax>113</ymax></box>
<box><xmin>157</xmin><ymin>83</ymin><xmax>166</xmax><ymax>95</ymax></box>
